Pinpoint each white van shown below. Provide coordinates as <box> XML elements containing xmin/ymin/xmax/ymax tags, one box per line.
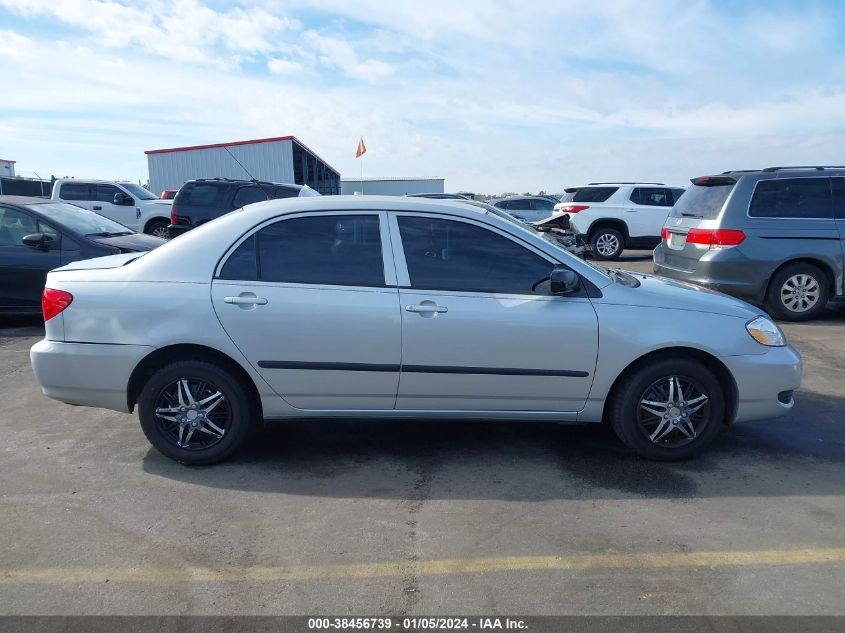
<box><xmin>52</xmin><ymin>180</ymin><xmax>173</xmax><ymax>237</ymax></box>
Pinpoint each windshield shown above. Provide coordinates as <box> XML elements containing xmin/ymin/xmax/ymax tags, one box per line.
<box><xmin>670</xmin><ymin>183</ymin><xmax>734</xmax><ymax>219</ymax></box>
<box><xmin>26</xmin><ymin>202</ymin><xmax>133</xmax><ymax>236</ymax></box>
<box><xmin>120</xmin><ymin>183</ymin><xmax>159</xmax><ymax>200</ymax></box>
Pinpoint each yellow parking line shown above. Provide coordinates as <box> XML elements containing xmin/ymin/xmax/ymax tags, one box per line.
<box><xmin>2</xmin><ymin>547</ymin><xmax>844</xmax><ymax>584</ymax></box>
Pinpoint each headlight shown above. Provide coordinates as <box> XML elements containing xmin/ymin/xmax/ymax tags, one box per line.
<box><xmin>746</xmin><ymin>316</ymin><xmax>786</xmax><ymax>347</ymax></box>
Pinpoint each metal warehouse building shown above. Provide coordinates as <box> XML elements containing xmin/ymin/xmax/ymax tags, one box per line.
<box><xmin>145</xmin><ymin>135</ymin><xmax>340</xmax><ymax>196</ymax></box>
<box><xmin>340</xmin><ymin>177</ymin><xmax>445</xmax><ymax>196</ymax></box>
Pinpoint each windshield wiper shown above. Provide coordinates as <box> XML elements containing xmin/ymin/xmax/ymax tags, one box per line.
<box><xmin>680</xmin><ymin>212</ymin><xmax>703</xmax><ymax>218</ymax></box>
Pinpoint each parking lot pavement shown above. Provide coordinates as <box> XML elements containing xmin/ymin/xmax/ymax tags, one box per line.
<box><xmin>1</xmin><ymin>271</ymin><xmax>844</xmax><ymax>616</ymax></box>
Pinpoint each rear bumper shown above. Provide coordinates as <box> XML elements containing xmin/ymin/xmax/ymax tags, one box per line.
<box><xmin>722</xmin><ymin>345</ymin><xmax>802</xmax><ymax>423</ymax></box>
<box><xmin>30</xmin><ymin>339</ymin><xmax>153</xmax><ymax>413</ymax></box>
<box><xmin>653</xmin><ymin>245</ymin><xmax>767</xmax><ymax>301</ymax></box>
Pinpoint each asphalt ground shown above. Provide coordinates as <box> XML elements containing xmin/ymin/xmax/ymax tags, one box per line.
<box><xmin>1</xmin><ymin>250</ymin><xmax>843</xmax><ymax>615</ymax></box>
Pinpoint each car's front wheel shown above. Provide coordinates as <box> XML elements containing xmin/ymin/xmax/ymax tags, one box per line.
<box><xmin>145</xmin><ymin>219</ymin><xmax>170</xmax><ymax>239</ymax></box>
<box><xmin>138</xmin><ymin>361</ymin><xmax>255</xmax><ymax>464</ymax></box>
<box><xmin>590</xmin><ymin>227</ymin><xmax>625</xmax><ymax>260</ymax></box>
<box><xmin>765</xmin><ymin>263</ymin><xmax>829</xmax><ymax>322</ymax></box>
<box><xmin>608</xmin><ymin>358</ymin><xmax>725</xmax><ymax>461</ymax></box>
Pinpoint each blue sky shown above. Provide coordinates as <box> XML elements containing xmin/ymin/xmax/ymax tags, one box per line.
<box><xmin>2</xmin><ymin>0</ymin><xmax>845</xmax><ymax>193</ymax></box>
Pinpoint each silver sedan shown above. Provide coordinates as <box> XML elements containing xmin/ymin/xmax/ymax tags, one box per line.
<box><xmin>30</xmin><ymin>196</ymin><xmax>801</xmax><ymax>464</ymax></box>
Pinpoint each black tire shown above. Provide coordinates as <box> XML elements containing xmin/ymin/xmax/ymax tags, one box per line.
<box><xmin>590</xmin><ymin>227</ymin><xmax>625</xmax><ymax>260</ymax></box>
<box><xmin>138</xmin><ymin>360</ymin><xmax>255</xmax><ymax>465</ymax></box>
<box><xmin>145</xmin><ymin>218</ymin><xmax>170</xmax><ymax>239</ymax></box>
<box><xmin>608</xmin><ymin>358</ymin><xmax>725</xmax><ymax>461</ymax></box>
<box><xmin>765</xmin><ymin>263</ymin><xmax>829</xmax><ymax>322</ymax></box>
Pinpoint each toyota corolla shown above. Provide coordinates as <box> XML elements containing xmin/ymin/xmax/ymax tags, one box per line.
<box><xmin>30</xmin><ymin>196</ymin><xmax>801</xmax><ymax>464</ymax></box>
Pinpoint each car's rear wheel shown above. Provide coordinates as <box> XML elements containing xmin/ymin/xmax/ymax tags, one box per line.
<box><xmin>766</xmin><ymin>263</ymin><xmax>829</xmax><ymax>322</ymax></box>
<box><xmin>590</xmin><ymin>227</ymin><xmax>624</xmax><ymax>260</ymax></box>
<box><xmin>608</xmin><ymin>358</ymin><xmax>725</xmax><ymax>461</ymax></box>
<box><xmin>138</xmin><ymin>361</ymin><xmax>255</xmax><ymax>464</ymax></box>
<box><xmin>145</xmin><ymin>219</ymin><xmax>170</xmax><ymax>239</ymax></box>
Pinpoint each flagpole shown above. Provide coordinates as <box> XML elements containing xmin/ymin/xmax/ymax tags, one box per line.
<box><xmin>360</xmin><ymin>153</ymin><xmax>364</xmax><ymax>195</ymax></box>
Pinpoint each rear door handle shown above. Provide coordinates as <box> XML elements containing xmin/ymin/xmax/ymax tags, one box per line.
<box><xmin>93</xmin><ymin>206</ymin><xmax>102</xmax><ymax>211</ymax></box>
<box><xmin>224</xmin><ymin>295</ymin><xmax>268</xmax><ymax>305</ymax></box>
<box><xmin>405</xmin><ymin>304</ymin><xmax>447</xmax><ymax>313</ymax></box>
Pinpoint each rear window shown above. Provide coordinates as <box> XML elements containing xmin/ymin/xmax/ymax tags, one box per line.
<box><xmin>59</xmin><ymin>183</ymin><xmax>91</xmax><ymax>201</ymax></box>
<box><xmin>670</xmin><ymin>184</ymin><xmax>734</xmax><ymax>219</ymax></box>
<box><xmin>175</xmin><ymin>183</ymin><xmax>229</xmax><ymax>207</ymax></box>
<box><xmin>570</xmin><ymin>187</ymin><xmax>618</xmax><ymax>203</ymax></box>
<box><xmin>749</xmin><ymin>178</ymin><xmax>834</xmax><ymax>219</ymax></box>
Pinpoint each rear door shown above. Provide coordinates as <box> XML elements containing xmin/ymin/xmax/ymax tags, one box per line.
<box><xmin>391</xmin><ymin>213</ymin><xmax>598</xmax><ymax>413</ymax></box>
<box><xmin>833</xmin><ymin>177</ymin><xmax>845</xmax><ymax>286</ymax></box>
<box><xmin>626</xmin><ymin>187</ymin><xmax>673</xmax><ymax>237</ymax></box>
<box><xmin>211</xmin><ymin>211</ymin><xmax>402</xmax><ymax>410</ymax></box>
<box><xmin>0</xmin><ymin>206</ymin><xmax>62</xmax><ymax>310</ymax></box>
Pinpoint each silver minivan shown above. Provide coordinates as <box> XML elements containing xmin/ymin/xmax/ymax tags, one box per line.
<box><xmin>655</xmin><ymin>167</ymin><xmax>845</xmax><ymax>321</ymax></box>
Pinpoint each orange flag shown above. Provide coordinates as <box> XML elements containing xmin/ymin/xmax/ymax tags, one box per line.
<box><xmin>356</xmin><ymin>137</ymin><xmax>367</xmax><ymax>158</ymax></box>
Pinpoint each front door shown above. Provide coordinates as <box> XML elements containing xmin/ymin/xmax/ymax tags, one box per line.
<box><xmin>0</xmin><ymin>207</ymin><xmax>61</xmax><ymax>310</ymax></box>
<box><xmin>391</xmin><ymin>214</ymin><xmax>598</xmax><ymax>412</ymax></box>
<box><xmin>211</xmin><ymin>211</ymin><xmax>401</xmax><ymax>410</ymax></box>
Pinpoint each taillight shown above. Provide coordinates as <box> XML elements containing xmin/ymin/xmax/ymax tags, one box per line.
<box><xmin>686</xmin><ymin>228</ymin><xmax>745</xmax><ymax>247</ymax></box>
<box><xmin>42</xmin><ymin>288</ymin><xmax>73</xmax><ymax>321</ymax></box>
<box><xmin>563</xmin><ymin>205</ymin><xmax>589</xmax><ymax>214</ymax></box>
<box><xmin>170</xmin><ymin>204</ymin><xmax>178</xmax><ymax>225</ymax></box>
<box><xmin>660</xmin><ymin>226</ymin><xmax>671</xmax><ymax>240</ymax></box>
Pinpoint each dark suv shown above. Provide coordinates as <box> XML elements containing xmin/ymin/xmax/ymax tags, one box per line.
<box><xmin>168</xmin><ymin>178</ymin><xmax>319</xmax><ymax>238</ymax></box>
<box><xmin>654</xmin><ymin>166</ymin><xmax>845</xmax><ymax>321</ymax></box>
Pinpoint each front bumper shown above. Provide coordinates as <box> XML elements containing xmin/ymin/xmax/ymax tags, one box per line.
<box><xmin>721</xmin><ymin>344</ymin><xmax>802</xmax><ymax>423</ymax></box>
<box><xmin>30</xmin><ymin>339</ymin><xmax>154</xmax><ymax>413</ymax></box>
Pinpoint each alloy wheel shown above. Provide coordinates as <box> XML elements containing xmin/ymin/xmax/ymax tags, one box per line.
<box><xmin>637</xmin><ymin>375</ymin><xmax>711</xmax><ymax>448</ymax></box>
<box><xmin>153</xmin><ymin>378</ymin><xmax>229</xmax><ymax>450</ymax></box>
<box><xmin>151</xmin><ymin>225</ymin><xmax>169</xmax><ymax>239</ymax></box>
<box><xmin>595</xmin><ymin>233</ymin><xmax>620</xmax><ymax>257</ymax></box>
<box><xmin>780</xmin><ymin>274</ymin><xmax>820</xmax><ymax>313</ymax></box>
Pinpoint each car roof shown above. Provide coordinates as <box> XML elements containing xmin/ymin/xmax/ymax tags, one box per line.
<box><xmin>55</xmin><ymin>179</ymin><xmax>136</xmax><ymax>185</ymax></box>
<box><xmin>186</xmin><ymin>178</ymin><xmax>301</xmax><ymax>187</ymax></box>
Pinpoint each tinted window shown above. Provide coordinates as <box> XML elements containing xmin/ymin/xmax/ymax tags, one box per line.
<box><xmin>59</xmin><ymin>183</ymin><xmax>91</xmax><ymax>201</ymax></box>
<box><xmin>833</xmin><ymin>178</ymin><xmax>845</xmax><ymax>219</ymax></box>
<box><xmin>533</xmin><ymin>198</ymin><xmax>556</xmax><ymax>211</ymax></box>
<box><xmin>175</xmin><ymin>183</ymin><xmax>229</xmax><ymax>207</ymax></box>
<box><xmin>572</xmin><ymin>187</ymin><xmax>618</xmax><ymax>203</ymax></box>
<box><xmin>631</xmin><ymin>187</ymin><xmax>670</xmax><ymax>207</ymax></box>
<box><xmin>507</xmin><ymin>198</ymin><xmax>532</xmax><ymax>210</ymax></box>
<box><xmin>398</xmin><ymin>217</ymin><xmax>554</xmax><ymax>294</ymax></box>
<box><xmin>258</xmin><ymin>215</ymin><xmax>383</xmax><ymax>286</ymax></box>
<box><xmin>749</xmin><ymin>178</ymin><xmax>834</xmax><ymax>219</ymax></box>
<box><xmin>670</xmin><ymin>184</ymin><xmax>734</xmax><ymax>219</ymax></box>
<box><xmin>219</xmin><ymin>234</ymin><xmax>258</xmax><ymax>280</ymax></box>
<box><xmin>37</xmin><ymin>220</ymin><xmax>61</xmax><ymax>249</ymax></box>
<box><xmin>274</xmin><ymin>186</ymin><xmax>299</xmax><ymax>199</ymax></box>
<box><xmin>0</xmin><ymin>208</ymin><xmax>38</xmax><ymax>246</ymax></box>
<box><xmin>669</xmin><ymin>188</ymin><xmax>686</xmax><ymax>205</ymax></box>
<box><xmin>233</xmin><ymin>186</ymin><xmax>269</xmax><ymax>208</ymax></box>
<box><xmin>24</xmin><ymin>202</ymin><xmax>132</xmax><ymax>235</ymax></box>
<box><xmin>95</xmin><ymin>184</ymin><xmax>121</xmax><ymax>203</ymax></box>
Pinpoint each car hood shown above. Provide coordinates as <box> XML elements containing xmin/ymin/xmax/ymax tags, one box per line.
<box><xmin>93</xmin><ymin>233</ymin><xmax>166</xmax><ymax>252</ymax></box>
<box><xmin>144</xmin><ymin>199</ymin><xmax>173</xmax><ymax>206</ymax></box>
<box><xmin>605</xmin><ymin>271</ymin><xmax>761</xmax><ymax>319</ymax></box>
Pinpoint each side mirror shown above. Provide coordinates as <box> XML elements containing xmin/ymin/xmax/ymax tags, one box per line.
<box><xmin>22</xmin><ymin>233</ymin><xmax>53</xmax><ymax>250</ymax></box>
<box><xmin>114</xmin><ymin>192</ymin><xmax>134</xmax><ymax>206</ymax></box>
<box><xmin>550</xmin><ymin>267</ymin><xmax>581</xmax><ymax>295</ymax></box>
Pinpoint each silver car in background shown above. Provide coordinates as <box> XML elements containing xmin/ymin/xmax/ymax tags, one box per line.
<box><xmin>30</xmin><ymin>196</ymin><xmax>801</xmax><ymax>464</ymax></box>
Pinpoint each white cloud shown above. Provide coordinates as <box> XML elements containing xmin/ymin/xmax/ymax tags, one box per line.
<box><xmin>268</xmin><ymin>58</ymin><xmax>304</xmax><ymax>75</ymax></box>
<box><xmin>304</xmin><ymin>32</ymin><xmax>395</xmax><ymax>82</ymax></box>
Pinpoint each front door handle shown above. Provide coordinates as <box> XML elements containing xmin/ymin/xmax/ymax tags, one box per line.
<box><xmin>405</xmin><ymin>303</ymin><xmax>448</xmax><ymax>314</ymax></box>
<box><xmin>93</xmin><ymin>206</ymin><xmax>102</xmax><ymax>211</ymax></box>
<box><xmin>224</xmin><ymin>295</ymin><xmax>268</xmax><ymax>305</ymax></box>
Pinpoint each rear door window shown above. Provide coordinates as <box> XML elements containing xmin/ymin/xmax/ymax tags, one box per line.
<box><xmin>176</xmin><ymin>183</ymin><xmax>228</xmax><ymax>207</ymax></box>
<box><xmin>832</xmin><ymin>178</ymin><xmax>845</xmax><ymax>219</ymax></box>
<box><xmin>58</xmin><ymin>183</ymin><xmax>92</xmax><ymax>201</ymax></box>
<box><xmin>572</xmin><ymin>187</ymin><xmax>618</xmax><ymax>203</ymax></box>
<box><xmin>274</xmin><ymin>186</ymin><xmax>300</xmax><ymax>199</ymax></box>
<box><xmin>631</xmin><ymin>187</ymin><xmax>670</xmax><ymax>206</ymax></box>
<box><xmin>532</xmin><ymin>198</ymin><xmax>556</xmax><ymax>211</ymax></box>
<box><xmin>749</xmin><ymin>178</ymin><xmax>834</xmax><ymax>219</ymax></box>
<box><xmin>232</xmin><ymin>186</ymin><xmax>269</xmax><ymax>208</ymax></box>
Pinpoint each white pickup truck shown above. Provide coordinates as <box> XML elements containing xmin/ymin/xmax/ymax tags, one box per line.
<box><xmin>52</xmin><ymin>179</ymin><xmax>173</xmax><ymax>237</ymax></box>
<box><xmin>536</xmin><ymin>183</ymin><xmax>686</xmax><ymax>260</ymax></box>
